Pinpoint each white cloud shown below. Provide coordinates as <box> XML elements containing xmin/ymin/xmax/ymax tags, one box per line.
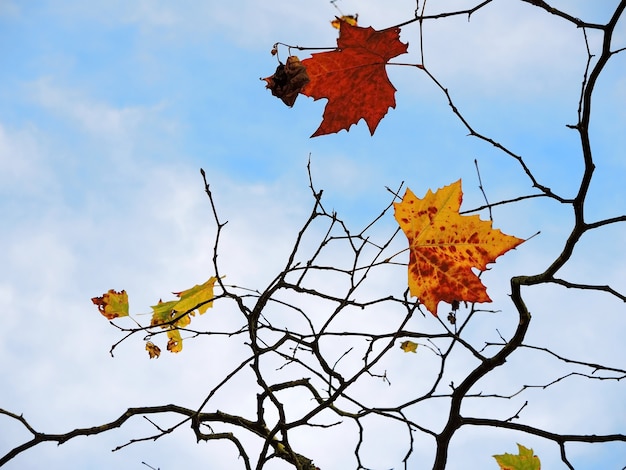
<box><xmin>26</xmin><ymin>78</ymin><xmax>171</xmax><ymax>142</ymax></box>
<box><xmin>0</xmin><ymin>123</ymin><xmax>63</xmax><ymax>199</ymax></box>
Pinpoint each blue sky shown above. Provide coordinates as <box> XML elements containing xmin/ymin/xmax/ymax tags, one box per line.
<box><xmin>1</xmin><ymin>1</ymin><xmax>625</xmax><ymax>469</ymax></box>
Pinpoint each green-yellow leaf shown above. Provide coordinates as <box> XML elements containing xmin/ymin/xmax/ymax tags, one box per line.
<box><xmin>148</xmin><ymin>276</ymin><xmax>219</xmax><ymax>354</ymax></box>
<box><xmin>173</xmin><ymin>276</ymin><xmax>219</xmax><ymax>315</ymax></box>
<box><xmin>150</xmin><ymin>299</ymin><xmax>185</xmax><ymax>328</ymax></box>
<box><xmin>493</xmin><ymin>444</ymin><xmax>541</xmax><ymax>470</ymax></box>
<box><xmin>95</xmin><ymin>277</ymin><xmax>219</xmax><ymax>356</ymax></box>
<box><xmin>92</xmin><ymin>289</ymin><xmax>129</xmax><ymax>320</ymax></box>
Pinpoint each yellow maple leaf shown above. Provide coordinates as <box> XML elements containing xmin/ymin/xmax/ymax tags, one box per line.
<box><xmin>91</xmin><ymin>289</ymin><xmax>129</xmax><ymax>320</ymax></box>
<box><xmin>400</xmin><ymin>340</ymin><xmax>418</xmax><ymax>353</ymax></box>
<box><xmin>493</xmin><ymin>444</ymin><xmax>541</xmax><ymax>470</ymax></box>
<box><xmin>394</xmin><ymin>180</ymin><xmax>524</xmax><ymax>316</ymax></box>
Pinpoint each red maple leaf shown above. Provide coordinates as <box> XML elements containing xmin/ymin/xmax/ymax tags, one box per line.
<box><xmin>301</xmin><ymin>23</ymin><xmax>408</xmax><ymax>137</ymax></box>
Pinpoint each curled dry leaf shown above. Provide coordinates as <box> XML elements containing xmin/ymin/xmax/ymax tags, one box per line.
<box><xmin>262</xmin><ymin>56</ymin><xmax>310</xmax><ymax>107</ymax></box>
<box><xmin>145</xmin><ymin>341</ymin><xmax>161</xmax><ymax>359</ymax></box>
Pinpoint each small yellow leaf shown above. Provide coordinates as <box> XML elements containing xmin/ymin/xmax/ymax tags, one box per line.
<box><xmin>493</xmin><ymin>444</ymin><xmax>541</xmax><ymax>470</ymax></box>
<box><xmin>166</xmin><ymin>329</ymin><xmax>183</xmax><ymax>353</ymax></box>
<box><xmin>400</xmin><ymin>340</ymin><xmax>418</xmax><ymax>353</ymax></box>
<box><xmin>331</xmin><ymin>14</ymin><xmax>358</xmax><ymax>29</ymax></box>
<box><xmin>145</xmin><ymin>341</ymin><xmax>161</xmax><ymax>359</ymax></box>
<box><xmin>92</xmin><ymin>289</ymin><xmax>129</xmax><ymax>320</ymax></box>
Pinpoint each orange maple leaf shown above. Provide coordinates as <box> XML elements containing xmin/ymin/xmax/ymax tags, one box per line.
<box><xmin>394</xmin><ymin>180</ymin><xmax>524</xmax><ymax>316</ymax></box>
<box><xmin>300</xmin><ymin>22</ymin><xmax>408</xmax><ymax>137</ymax></box>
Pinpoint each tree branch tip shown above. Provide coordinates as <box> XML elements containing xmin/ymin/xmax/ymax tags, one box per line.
<box><xmin>525</xmin><ymin>230</ymin><xmax>541</xmax><ymax>242</ymax></box>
